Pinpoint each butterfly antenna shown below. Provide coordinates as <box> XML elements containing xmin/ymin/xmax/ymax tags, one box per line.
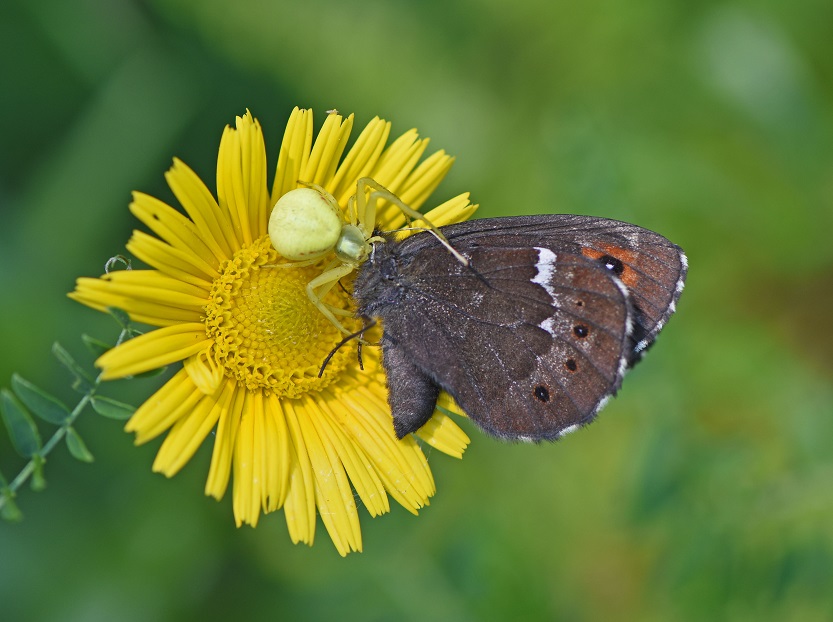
<box><xmin>318</xmin><ymin>320</ymin><xmax>377</xmax><ymax>378</ymax></box>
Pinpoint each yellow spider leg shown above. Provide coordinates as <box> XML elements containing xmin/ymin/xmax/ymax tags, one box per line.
<box><xmin>306</xmin><ymin>263</ymin><xmax>358</xmax><ymax>335</ymax></box>
<box><xmin>356</xmin><ymin>177</ymin><xmax>469</xmax><ymax>267</ymax></box>
<box><xmin>352</xmin><ymin>179</ymin><xmax>374</xmax><ymax>238</ymax></box>
<box><xmin>347</xmin><ymin>195</ymin><xmax>359</xmax><ymax>227</ymax></box>
<box><xmin>265</xmin><ymin>257</ymin><xmax>321</xmax><ymax>269</ymax></box>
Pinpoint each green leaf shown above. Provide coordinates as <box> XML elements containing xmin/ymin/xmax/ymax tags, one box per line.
<box><xmin>11</xmin><ymin>374</ymin><xmax>71</xmax><ymax>425</ymax></box>
<box><xmin>106</xmin><ymin>306</ymin><xmax>132</xmax><ymax>329</ymax></box>
<box><xmin>0</xmin><ymin>389</ymin><xmax>42</xmax><ymax>458</ymax></box>
<box><xmin>82</xmin><ymin>334</ymin><xmax>112</xmax><ymax>358</ymax></box>
<box><xmin>52</xmin><ymin>342</ymin><xmax>94</xmax><ymax>393</ymax></box>
<box><xmin>0</xmin><ymin>492</ymin><xmax>23</xmax><ymax>522</ymax></box>
<box><xmin>91</xmin><ymin>396</ymin><xmax>135</xmax><ymax>420</ymax></box>
<box><xmin>31</xmin><ymin>456</ymin><xmax>46</xmax><ymax>492</ymax></box>
<box><xmin>65</xmin><ymin>427</ymin><xmax>94</xmax><ymax>463</ymax></box>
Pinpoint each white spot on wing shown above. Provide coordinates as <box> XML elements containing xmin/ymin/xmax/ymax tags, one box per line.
<box><xmin>532</xmin><ymin>247</ymin><xmax>557</xmax><ymax>300</ymax></box>
<box><xmin>539</xmin><ymin>316</ymin><xmax>556</xmax><ymax>336</ymax></box>
<box><xmin>557</xmin><ymin>423</ymin><xmax>580</xmax><ymax>438</ymax></box>
<box><xmin>594</xmin><ymin>394</ymin><xmax>612</xmax><ymax>416</ymax></box>
<box><xmin>675</xmin><ymin>251</ymin><xmax>688</xmax><ymax>293</ymax></box>
<box><xmin>617</xmin><ymin>350</ymin><xmax>631</xmax><ymax>377</ymax></box>
<box><xmin>533</xmin><ymin>247</ymin><xmax>558</xmax><ymax>334</ymax></box>
<box><xmin>610</xmin><ymin>274</ymin><xmax>634</xmax><ymax>365</ymax></box>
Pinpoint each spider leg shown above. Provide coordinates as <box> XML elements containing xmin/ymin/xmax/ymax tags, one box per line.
<box><xmin>265</xmin><ymin>256</ymin><xmax>321</xmax><ymax>269</ymax></box>
<box><xmin>306</xmin><ymin>263</ymin><xmax>358</xmax><ymax>334</ymax></box>
<box><xmin>356</xmin><ymin>177</ymin><xmax>469</xmax><ymax>266</ymax></box>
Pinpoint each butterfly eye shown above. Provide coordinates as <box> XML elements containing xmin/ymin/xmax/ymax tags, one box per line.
<box><xmin>599</xmin><ymin>254</ymin><xmax>625</xmax><ymax>276</ymax></box>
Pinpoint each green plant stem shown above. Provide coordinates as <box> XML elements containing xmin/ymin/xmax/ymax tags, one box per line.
<box><xmin>0</xmin><ymin>326</ymin><xmax>131</xmax><ymax>510</ymax></box>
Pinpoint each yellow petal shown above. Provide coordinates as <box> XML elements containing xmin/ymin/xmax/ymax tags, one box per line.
<box><xmin>217</xmin><ymin>112</ymin><xmax>269</xmax><ymax>247</ymax></box>
<box><xmin>301</xmin><ymin>398</ymin><xmax>362</xmax><ymax>556</ymax></box>
<box><xmin>336</xmin><ymin>384</ymin><xmax>434</xmax><ymax>514</ymax></box>
<box><xmin>262</xmin><ymin>393</ymin><xmax>290</xmax><ymax>512</ymax></box>
<box><xmin>130</xmin><ymin>192</ymin><xmax>224</xmax><ymax>272</ymax></box>
<box><xmin>282</xmin><ymin>399</ymin><xmax>317</xmax><ymax>545</ymax></box>
<box><xmin>205</xmin><ymin>382</ymin><xmax>243</xmax><ymax>500</ymax></box>
<box><xmin>152</xmin><ymin>383</ymin><xmax>224</xmax><ymax>476</ymax></box>
<box><xmin>68</xmin><ymin>282</ymin><xmax>203</xmax><ymax>327</ymax></box>
<box><xmin>232</xmin><ymin>391</ymin><xmax>259</xmax><ymax>526</ymax></box>
<box><xmin>166</xmin><ymin>158</ymin><xmax>236</xmax><ymax>259</ymax></box>
<box><xmin>184</xmin><ymin>349</ymin><xmax>224</xmax><ymax>395</ymax></box>
<box><xmin>272</xmin><ymin>107</ymin><xmax>313</xmax><ymax>202</ymax></box>
<box><xmin>126</xmin><ymin>231</ymin><xmax>215</xmax><ymax>289</ymax></box>
<box><xmin>302</xmin><ymin>111</ymin><xmax>354</xmax><ymax>187</ymax></box>
<box><xmin>371</xmin><ymin>130</ymin><xmax>428</xmax><ymax>193</ymax></box>
<box><xmin>126</xmin><ymin>369</ymin><xmax>197</xmax><ymax>439</ymax></box>
<box><xmin>97</xmin><ymin>323</ymin><xmax>210</xmax><ymax>379</ymax></box>
<box><xmin>415</xmin><ymin>411</ymin><xmax>471</xmax><ymax>459</ymax></box>
<box><xmin>311</xmin><ymin>393</ymin><xmax>389</xmax><ymax>517</ymax></box>
<box><xmin>330</xmin><ymin>117</ymin><xmax>391</xmax><ymax>206</ymax></box>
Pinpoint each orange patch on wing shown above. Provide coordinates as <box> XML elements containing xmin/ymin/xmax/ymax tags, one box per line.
<box><xmin>581</xmin><ymin>244</ymin><xmax>640</xmax><ymax>287</ymax></box>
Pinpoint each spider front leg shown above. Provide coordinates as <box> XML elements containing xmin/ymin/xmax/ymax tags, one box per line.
<box><xmin>306</xmin><ymin>263</ymin><xmax>358</xmax><ymax>335</ymax></box>
<box><xmin>353</xmin><ymin>177</ymin><xmax>422</xmax><ymax>237</ymax></box>
<box><xmin>354</xmin><ymin>177</ymin><xmax>468</xmax><ymax>266</ymax></box>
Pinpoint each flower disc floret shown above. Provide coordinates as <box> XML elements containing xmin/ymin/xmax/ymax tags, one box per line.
<box><xmin>204</xmin><ymin>237</ymin><xmax>353</xmax><ymax>396</ymax></box>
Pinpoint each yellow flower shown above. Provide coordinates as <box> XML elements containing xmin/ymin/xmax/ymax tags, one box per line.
<box><xmin>70</xmin><ymin>108</ymin><xmax>477</xmax><ymax>556</ymax></box>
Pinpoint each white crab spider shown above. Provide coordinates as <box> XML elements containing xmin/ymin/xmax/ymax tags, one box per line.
<box><xmin>268</xmin><ymin>177</ymin><xmax>465</xmax><ymax>335</ymax></box>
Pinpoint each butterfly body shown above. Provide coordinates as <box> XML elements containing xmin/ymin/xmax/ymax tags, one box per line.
<box><xmin>353</xmin><ymin>215</ymin><xmax>687</xmax><ymax>442</ymax></box>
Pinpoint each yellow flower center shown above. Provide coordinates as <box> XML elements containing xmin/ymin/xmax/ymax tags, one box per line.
<box><xmin>205</xmin><ymin>236</ymin><xmax>355</xmax><ymax>397</ymax></box>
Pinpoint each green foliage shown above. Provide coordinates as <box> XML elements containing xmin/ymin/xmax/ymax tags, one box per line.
<box><xmin>0</xmin><ymin>314</ymin><xmax>137</xmax><ymax>520</ymax></box>
<box><xmin>65</xmin><ymin>427</ymin><xmax>94</xmax><ymax>463</ymax></box>
<box><xmin>90</xmin><ymin>396</ymin><xmax>135</xmax><ymax>421</ymax></box>
<box><xmin>11</xmin><ymin>374</ymin><xmax>71</xmax><ymax>425</ymax></box>
<box><xmin>51</xmin><ymin>342</ymin><xmax>94</xmax><ymax>394</ymax></box>
<box><xmin>0</xmin><ymin>390</ymin><xmax>42</xmax><ymax>458</ymax></box>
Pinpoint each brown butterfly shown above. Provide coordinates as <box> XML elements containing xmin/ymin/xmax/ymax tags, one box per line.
<box><xmin>353</xmin><ymin>215</ymin><xmax>687</xmax><ymax>441</ymax></box>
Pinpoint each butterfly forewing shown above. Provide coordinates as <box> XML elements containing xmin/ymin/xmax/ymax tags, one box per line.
<box><xmin>439</xmin><ymin>215</ymin><xmax>687</xmax><ymax>361</ymax></box>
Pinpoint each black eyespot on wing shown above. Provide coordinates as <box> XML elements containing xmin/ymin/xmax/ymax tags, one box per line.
<box><xmin>573</xmin><ymin>324</ymin><xmax>589</xmax><ymax>338</ymax></box>
<box><xmin>598</xmin><ymin>254</ymin><xmax>625</xmax><ymax>276</ymax></box>
<box><xmin>565</xmin><ymin>359</ymin><xmax>577</xmax><ymax>372</ymax></box>
<box><xmin>534</xmin><ymin>385</ymin><xmax>551</xmax><ymax>402</ymax></box>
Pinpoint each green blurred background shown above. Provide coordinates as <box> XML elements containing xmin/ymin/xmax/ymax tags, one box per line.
<box><xmin>2</xmin><ymin>0</ymin><xmax>832</xmax><ymax>620</ymax></box>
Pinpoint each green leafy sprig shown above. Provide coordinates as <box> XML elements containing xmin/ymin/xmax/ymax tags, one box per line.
<box><xmin>0</xmin><ymin>307</ymin><xmax>148</xmax><ymax>521</ymax></box>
